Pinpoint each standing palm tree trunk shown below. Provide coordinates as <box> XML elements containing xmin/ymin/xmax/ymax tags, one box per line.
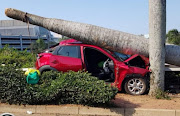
<box><xmin>5</xmin><ymin>8</ymin><xmax>180</xmax><ymax>67</ymax></box>
<box><xmin>149</xmin><ymin>0</ymin><xmax>166</xmax><ymax>95</ymax></box>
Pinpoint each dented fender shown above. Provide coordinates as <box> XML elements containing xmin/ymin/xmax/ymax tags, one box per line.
<box><xmin>112</xmin><ymin>62</ymin><xmax>150</xmax><ymax>91</ymax></box>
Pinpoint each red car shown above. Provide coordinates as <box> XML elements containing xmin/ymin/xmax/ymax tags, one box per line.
<box><xmin>35</xmin><ymin>40</ymin><xmax>150</xmax><ymax>95</ymax></box>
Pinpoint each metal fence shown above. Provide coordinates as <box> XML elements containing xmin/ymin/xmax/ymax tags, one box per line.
<box><xmin>0</xmin><ymin>34</ymin><xmax>49</xmax><ymax>51</ymax></box>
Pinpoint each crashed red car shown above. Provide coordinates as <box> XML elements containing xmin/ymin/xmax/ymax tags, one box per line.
<box><xmin>35</xmin><ymin>39</ymin><xmax>150</xmax><ymax>95</ymax></box>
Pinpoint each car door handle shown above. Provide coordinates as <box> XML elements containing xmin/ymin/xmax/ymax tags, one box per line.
<box><xmin>51</xmin><ymin>60</ymin><xmax>58</xmax><ymax>64</ymax></box>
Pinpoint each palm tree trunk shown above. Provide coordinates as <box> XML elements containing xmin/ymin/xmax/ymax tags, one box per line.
<box><xmin>5</xmin><ymin>8</ymin><xmax>180</xmax><ymax>67</ymax></box>
<box><xmin>149</xmin><ymin>0</ymin><xmax>166</xmax><ymax>95</ymax></box>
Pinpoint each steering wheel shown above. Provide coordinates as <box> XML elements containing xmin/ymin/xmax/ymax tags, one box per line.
<box><xmin>103</xmin><ymin>58</ymin><xmax>110</xmax><ymax>74</ymax></box>
<box><xmin>103</xmin><ymin>58</ymin><xmax>109</xmax><ymax>68</ymax></box>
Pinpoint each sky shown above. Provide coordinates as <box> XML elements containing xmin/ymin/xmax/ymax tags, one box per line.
<box><xmin>0</xmin><ymin>0</ymin><xmax>180</xmax><ymax>35</ymax></box>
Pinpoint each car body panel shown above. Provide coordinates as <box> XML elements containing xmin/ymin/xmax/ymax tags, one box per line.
<box><xmin>49</xmin><ymin>54</ymin><xmax>83</xmax><ymax>72</ymax></box>
<box><xmin>124</xmin><ymin>54</ymin><xmax>139</xmax><ymax>62</ymax></box>
<box><xmin>35</xmin><ymin>53</ymin><xmax>51</xmax><ymax>69</ymax></box>
<box><xmin>59</xmin><ymin>39</ymin><xmax>79</xmax><ymax>45</ymax></box>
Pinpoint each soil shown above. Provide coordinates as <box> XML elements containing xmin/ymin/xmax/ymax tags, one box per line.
<box><xmin>0</xmin><ymin>93</ymin><xmax>179</xmax><ymax>110</ymax></box>
<box><xmin>111</xmin><ymin>93</ymin><xmax>180</xmax><ymax>109</ymax></box>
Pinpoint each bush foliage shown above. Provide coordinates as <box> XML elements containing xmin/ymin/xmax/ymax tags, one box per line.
<box><xmin>0</xmin><ymin>65</ymin><xmax>30</xmax><ymax>104</ymax></box>
<box><xmin>0</xmin><ymin>45</ymin><xmax>36</xmax><ymax>68</ymax></box>
<box><xmin>155</xmin><ymin>89</ymin><xmax>171</xmax><ymax>100</ymax></box>
<box><xmin>0</xmin><ymin>65</ymin><xmax>118</xmax><ymax>106</ymax></box>
<box><xmin>30</xmin><ymin>39</ymin><xmax>48</xmax><ymax>54</ymax></box>
<box><xmin>30</xmin><ymin>38</ymin><xmax>57</xmax><ymax>54</ymax></box>
<box><xmin>167</xmin><ymin>29</ymin><xmax>180</xmax><ymax>45</ymax></box>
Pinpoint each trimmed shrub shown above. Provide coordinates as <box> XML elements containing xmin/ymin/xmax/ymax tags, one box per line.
<box><xmin>0</xmin><ymin>65</ymin><xmax>30</xmax><ymax>104</ymax></box>
<box><xmin>0</xmin><ymin>45</ymin><xmax>36</xmax><ymax>68</ymax></box>
<box><xmin>0</xmin><ymin>65</ymin><xmax>118</xmax><ymax>106</ymax></box>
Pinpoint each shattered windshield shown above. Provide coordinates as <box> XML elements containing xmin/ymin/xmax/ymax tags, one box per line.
<box><xmin>112</xmin><ymin>52</ymin><xmax>131</xmax><ymax>61</ymax></box>
<box><xmin>104</xmin><ymin>49</ymin><xmax>131</xmax><ymax>61</ymax></box>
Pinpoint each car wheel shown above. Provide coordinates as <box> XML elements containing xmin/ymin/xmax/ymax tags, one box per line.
<box><xmin>124</xmin><ymin>77</ymin><xmax>147</xmax><ymax>95</ymax></box>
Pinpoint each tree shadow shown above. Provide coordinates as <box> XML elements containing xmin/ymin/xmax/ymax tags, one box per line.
<box><xmin>103</xmin><ymin>97</ymin><xmax>141</xmax><ymax>116</ymax></box>
<box><xmin>111</xmin><ymin>97</ymin><xmax>140</xmax><ymax>108</ymax></box>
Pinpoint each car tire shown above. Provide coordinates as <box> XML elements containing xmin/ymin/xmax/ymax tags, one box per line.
<box><xmin>41</xmin><ymin>69</ymin><xmax>50</xmax><ymax>74</ymax></box>
<box><xmin>124</xmin><ymin>76</ymin><xmax>148</xmax><ymax>95</ymax></box>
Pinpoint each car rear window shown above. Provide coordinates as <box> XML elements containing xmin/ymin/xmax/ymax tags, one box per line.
<box><xmin>57</xmin><ymin>46</ymin><xmax>80</xmax><ymax>58</ymax></box>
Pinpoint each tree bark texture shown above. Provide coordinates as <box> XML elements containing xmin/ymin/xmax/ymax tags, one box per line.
<box><xmin>149</xmin><ymin>0</ymin><xmax>166</xmax><ymax>95</ymax></box>
<box><xmin>5</xmin><ymin>8</ymin><xmax>180</xmax><ymax>66</ymax></box>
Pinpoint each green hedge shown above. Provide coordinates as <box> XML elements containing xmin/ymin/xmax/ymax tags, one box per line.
<box><xmin>0</xmin><ymin>65</ymin><xmax>30</xmax><ymax>104</ymax></box>
<box><xmin>0</xmin><ymin>45</ymin><xmax>36</xmax><ymax>68</ymax></box>
<box><xmin>0</xmin><ymin>65</ymin><xmax>118</xmax><ymax>106</ymax></box>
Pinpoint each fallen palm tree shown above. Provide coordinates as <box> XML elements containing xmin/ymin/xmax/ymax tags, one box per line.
<box><xmin>5</xmin><ymin>8</ymin><xmax>180</xmax><ymax>66</ymax></box>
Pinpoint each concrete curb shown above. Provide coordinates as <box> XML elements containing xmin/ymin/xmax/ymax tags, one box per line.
<box><xmin>0</xmin><ymin>104</ymin><xmax>179</xmax><ymax>116</ymax></box>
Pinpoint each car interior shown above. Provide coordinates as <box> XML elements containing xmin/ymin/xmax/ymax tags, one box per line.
<box><xmin>127</xmin><ymin>56</ymin><xmax>146</xmax><ymax>69</ymax></box>
<box><xmin>84</xmin><ymin>47</ymin><xmax>115</xmax><ymax>82</ymax></box>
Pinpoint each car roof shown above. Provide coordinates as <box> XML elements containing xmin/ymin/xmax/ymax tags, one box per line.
<box><xmin>61</xmin><ymin>42</ymin><xmax>103</xmax><ymax>49</ymax></box>
<box><xmin>59</xmin><ymin>39</ymin><xmax>105</xmax><ymax>49</ymax></box>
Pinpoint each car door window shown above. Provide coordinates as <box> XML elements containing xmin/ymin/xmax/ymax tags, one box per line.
<box><xmin>57</xmin><ymin>46</ymin><xmax>80</xmax><ymax>58</ymax></box>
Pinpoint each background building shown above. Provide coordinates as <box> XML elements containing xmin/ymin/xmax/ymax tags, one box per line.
<box><xmin>0</xmin><ymin>20</ymin><xmax>58</xmax><ymax>50</ymax></box>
